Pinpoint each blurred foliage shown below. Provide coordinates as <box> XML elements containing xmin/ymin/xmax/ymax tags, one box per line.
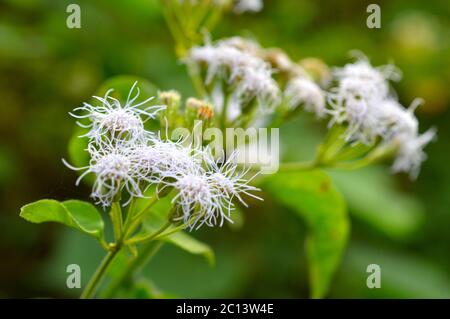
<box><xmin>0</xmin><ymin>0</ymin><xmax>449</xmax><ymax>298</ymax></box>
<box><xmin>263</xmin><ymin>170</ymin><xmax>349</xmax><ymax>298</ymax></box>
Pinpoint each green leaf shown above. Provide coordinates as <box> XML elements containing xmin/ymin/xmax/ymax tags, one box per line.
<box><xmin>68</xmin><ymin>126</ymin><xmax>91</xmax><ymax>169</ymax></box>
<box><xmin>263</xmin><ymin>170</ymin><xmax>349</xmax><ymax>298</ymax></box>
<box><xmin>338</xmin><ymin>243</ymin><xmax>450</xmax><ymax>298</ymax></box>
<box><xmin>329</xmin><ymin>167</ymin><xmax>425</xmax><ymax>240</ymax></box>
<box><xmin>163</xmin><ymin>231</ymin><xmax>215</xmax><ymax>266</ymax></box>
<box><xmin>20</xmin><ymin>199</ymin><xmax>105</xmax><ymax>242</ymax></box>
<box><xmin>138</xmin><ymin>196</ymin><xmax>215</xmax><ymax>265</ymax></box>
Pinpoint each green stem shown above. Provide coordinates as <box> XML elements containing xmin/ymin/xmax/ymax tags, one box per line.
<box><xmin>332</xmin><ymin>142</ymin><xmax>397</xmax><ymax>170</ymax></box>
<box><xmin>122</xmin><ymin>198</ymin><xmax>136</xmax><ymax>236</ymax></box>
<box><xmin>187</xmin><ymin>63</ymin><xmax>207</xmax><ymax>98</ymax></box>
<box><xmin>101</xmin><ymin>241</ymin><xmax>163</xmax><ymax>299</ymax></box>
<box><xmin>161</xmin><ymin>0</ymin><xmax>189</xmax><ymax>56</ymax></box>
<box><xmin>203</xmin><ymin>5</ymin><xmax>223</xmax><ymax>30</ymax></box>
<box><xmin>152</xmin><ymin>222</ymin><xmax>187</xmax><ymax>240</ymax></box>
<box><xmin>80</xmin><ymin>248</ymin><xmax>119</xmax><ymax>299</ymax></box>
<box><xmin>125</xmin><ymin>220</ymin><xmax>172</xmax><ymax>245</ymax></box>
<box><xmin>109</xmin><ymin>202</ymin><xmax>123</xmax><ymax>241</ymax></box>
<box><xmin>221</xmin><ymin>84</ymin><xmax>230</xmax><ymax>130</ymax></box>
<box><xmin>124</xmin><ymin>195</ymin><xmax>160</xmax><ymax>238</ymax></box>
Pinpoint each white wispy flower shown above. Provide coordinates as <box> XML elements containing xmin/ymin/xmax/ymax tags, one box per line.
<box><xmin>326</xmin><ymin>54</ymin><xmax>435</xmax><ymax>177</ymax></box>
<box><xmin>70</xmin><ymin>82</ymin><xmax>165</xmax><ymax>144</ymax></box>
<box><xmin>163</xmin><ymin>148</ymin><xmax>262</xmax><ymax>229</ymax></box>
<box><xmin>376</xmin><ymin>98</ymin><xmax>420</xmax><ymax>139</ymax></box>
<box><xmin>234</xmin><ymin>0</ymin><xmax>263</xmax><ymax>13</ymax></box>
<box><xmin>218</xmin><ymin>36</ymin><xmax>261</xmax><ymax>55</ymax></box>
<box><xmin>392</xmin><ymin>128</ymin><xmax>436</xmax><ymax>179</ymax></box>
<box><xmin>327</xmin><ymin>56</ymin><xmax>401</xmax><ymax>143</ymax></box>
<box><xmin>375</xmin><ymin>98</ymin><xmax>435</xmax><ymax>178</ymax></box>
<box><xmin>332</xmin><ymin>57</ymin><xmax>400</xmax><ymax>100</ymax></box>
<box><xmin>133</xmin><ymin>137</ymin><xmax>202</xmax><ymax>184</ymax></box>
<box><xmin>63</xmin><ymin>140</ymin><xmax>143</xmax><ymax>208</ymax></box>
<box><xmin>188</xmin><ymin>39</ymin><xmax>280</xmax><ymax>112</ymax></box>
<box><xmin>205</xmin><ymin>151</ymin><xmax>262</xmax><ymax>212</ymax></box>
<box><xmin>240</xmin><ymin>65</ymin><xmax>280</xmax><ymax>108</ymax></box>
<box><xmin>189</xmin><ymin>43</ymin><xmax>256</xmax><ymax>84</ymax></box>
<box><xmin>170</xmin><ymin>166</ymin><xmax>222</xmax><ymax>230</ymax></box>
<box><xmin>285</xmin><ymin>76</ymin><xmax>326</xmax><ymax>118</ymax></box>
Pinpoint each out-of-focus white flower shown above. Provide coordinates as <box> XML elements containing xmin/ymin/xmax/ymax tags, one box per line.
<box><xmin>376</xmin><ymin>98</ymin><xmax>435</xmax><ymax>178</ymax></box>
<box><xmin>234</xmin><ymin>0</ymin><xmax>263</xmax><ymax>14</ymax></box>
<box><xmin>333</xmin><ymin>58</ymin><xmax>401</xmax><ymax>100</ymax></box>
<box><xmin>218</xmin><ymin>36</ymin><xmax>261</xmax><ymax>55</ymax></box>
<box><xmin>189</xmin><ymin>43</ymin><xmax>258</xmax><ymax>84</ymax></box>
<box><xmin>236</xmin><ymin>65</ymin><xmax>280</xmax><ymax>110</ymax></box>
<box><xmin>326</xmin><ymin>55</ymin><xmax>435</xmax><ymax>178</ymax></box>
<box><xmin>188</xmin><ymin>39</ymin><xmax>280</xmax><ymax>112</ymax></box>
<box><xmin>376</xmin><ymin>98</ymin><xmax>419</xmax><ymax>139</ymax></box>
<box><xmin>392</xmin><ymin>128</ymin><xmax>436</xmax><ymax>179</ymax></box>
<box><xmin>63</xmin><ymin>140</ymin><xmax>143</xmax><ymax>208</ymax></box>
<box><xmin>285</xmin><ymin>76</ymin><xmax>326</xmax><ymax>118</ymax></box>
<box><xmin>327</xmin><ymin>56</ymin><xmax>401</xmax><ymax>143</ymax></box>
<box><xmin>70</xmin><ymin>82</ymin><xmax>165</xmax><ymax>144</ymax></box>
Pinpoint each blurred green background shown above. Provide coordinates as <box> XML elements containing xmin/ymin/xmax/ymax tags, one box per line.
<box><xmin>0</xmin><ymin>0</ymin><xmax>449</xmax><ymax>298</ymax></box>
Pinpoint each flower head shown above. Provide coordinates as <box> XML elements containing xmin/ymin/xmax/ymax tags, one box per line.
<box><xmin>236</xmin><ymin>65</ymin><xmax>280</xmax><ymax>110</ymax></box>
<box><xmin>392</xmin><ymin>128</ymin><xmax>436</xmax><ymax>179</ymax></box>
<box><xmin>162</xmin><ymin>149</ymin><xmax>262</xmax><ymax>230</ymax></box>
<box><xmin>285</xmin><ymin>76</ymin><xmax>326</xmax><ymax>118</ymax></box>
<box><xmin>327</xmin><ymin>56</ymin><xmax>401</xmax><ymax>143</ymax></box>
<box><xmin>325</xmin><ymin>54</ymin><xmax>436</xmax><ymax>178</ymax></box>
<box><xmin>63</xmin><ymin>139</ymin><xmax>143</xmax><ymax>208</ymax></box>
<box><xmin>70</xmin><ymin>82</ymin><xmax>165</xmax><ymax>144</ymax></box>
<box><xmin>333</xmin><ymin>57</ymin><xmax>400</xmax><ymax>99</ymax></box>
<box><xmin>171</xmin><ymin>170</ymin><xmax>221</xmax><ymax>229</ymax></box>
<box><xmin>205</xmin><ymin>151</ymin><xmax>262</xmax><ymax>210</ymax></box>
<box><xmin>133</xmin><ymin>136</ymin><xmax>202</xmax><ymax>183</ymax></box>
<box><xmin>188</xmin><ymin>39</ymin><xmax>280</xmax><ymax>114</ymax></box>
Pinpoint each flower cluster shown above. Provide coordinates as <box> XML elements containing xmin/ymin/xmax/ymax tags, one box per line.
<box><xmin>327</xmin><ymin>55</ymin><xmax>436</xmax><ymax>178</ymax></box>
<box><xmin>285</xmin><ymin>76</ymin><xmax>326</xmax><ymax>118</ymax></box>
<box><xmin>65</xmin><ymin>83</ymin><xmax>261</xmax><ymax>228</ymax></box>
<box><xmin>188</xmin><ymin>35</ymin><xmax>434</xmax><ymax>178</ymax></box>
<box><xmin>189</xmin><ymin>36</ymin><xmax>331</xmax><ymax>124</ymax></box>
<box><xmin>188</xmin><ymin>37</ymin><xmax>280</xmax><ymax>118</ymax></box>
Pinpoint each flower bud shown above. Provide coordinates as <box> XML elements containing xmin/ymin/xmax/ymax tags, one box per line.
<box><xmin>299</xmin><ymin>58</ymin><xmax>331</xmax><ymax>87</ymax></box>
<box><xmin>185</xmin><ymin>97</ymin><xmax>214</xmax><ymax>128</ymax></box>
<box><xmin>158</xmin><ymin>90</ymin><xmax>181</xmax><ymax>129</ymax></box>
<box><xmin>265</xmin><ymin>49</ymin><xmax>293</xmax><ymax>73</ymax></box>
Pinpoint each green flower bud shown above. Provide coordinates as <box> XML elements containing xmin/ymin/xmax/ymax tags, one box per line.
<box><xmin>158</xmin><ymin>90</ymin><xmax>181</xmax><ymax>129</ymax></box>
